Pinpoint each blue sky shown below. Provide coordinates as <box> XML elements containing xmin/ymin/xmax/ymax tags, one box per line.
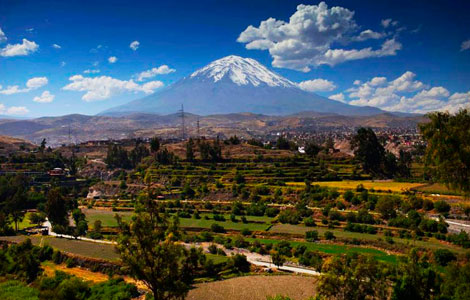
<box><xmin>0</xmin><ymin>0</ymin><xmax>469</xmax><ymax>117</ymax></box>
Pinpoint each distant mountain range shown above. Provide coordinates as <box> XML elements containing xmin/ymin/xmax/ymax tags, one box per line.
<box><xmin>101</xmin><ymin>55</ymin><xmax>386</xmax><ymax>117</ymax></box>
<box><xmin>0</xmin><ymin>112</ymin><xmax>425</xmax><ymax>147</ymax></box>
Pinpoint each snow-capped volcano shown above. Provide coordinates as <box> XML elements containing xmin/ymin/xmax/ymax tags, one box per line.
<box><xmin>190</xmin><ymin>55</ymin><xmax>296</xmax><ymax>88</ymax></box>
<box><xmin>101</xmin><ymin>55</ymin><xmax>384</xmax><ymax>116</ymax></box>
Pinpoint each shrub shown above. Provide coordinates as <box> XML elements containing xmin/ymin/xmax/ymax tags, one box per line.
<box><xmin>304</xmin><ymin>217</ymin><xmax>317</xmax><ymax>227</ymax></box>
<box><xmin>241</xmin><ymin>228</ymin><xmax>252</xmax><ymax>236</ymax></box>
<box><xmin>324</xmin><ymin>231</ymin><xmax>335</xmax><ymax>240</ymax></box>
<box><xmin>434</xmin><ymin>249</ymin><xmax>456</xmax><ymax>266</ymax></box>
<box><xmin>208</xmin><ymin>244</ymin><xmax>218</xmax><ymax>255</ymax></box>
<box><xmin>434</xmin><ymin>200</ymin><xmax>451</xmax><ymax>214</ymax></box>
<box><xmin>306</xmin><ymin>230</ymin><xmax>319</xmax><ymax>241</ymax></box>
<box><xmin>210</xmin><ymin>223</ymin><xmax>225</xmax><ymax>233</ymax></box>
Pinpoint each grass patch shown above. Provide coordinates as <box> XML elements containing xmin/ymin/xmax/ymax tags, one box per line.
<box><xmin>0</xmin><ymin>280</ymin><xmax>39</xmax><ymax>300</ymax></box>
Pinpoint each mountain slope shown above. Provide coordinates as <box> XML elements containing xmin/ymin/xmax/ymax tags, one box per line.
<box><xmin>101</xmin><ymin>55</ymin><xmax>384</xmax><ymax>116</ymax></box>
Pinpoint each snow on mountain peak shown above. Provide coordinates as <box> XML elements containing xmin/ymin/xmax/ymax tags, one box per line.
<box><xmin>190</xmin><ymin>55</ymin><xmax>296</xmax><ymax>87</ymax></box>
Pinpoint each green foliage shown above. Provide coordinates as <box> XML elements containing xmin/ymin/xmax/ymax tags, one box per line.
<box><xmin>318</xmin><ymin>254</ymin><xmax>388</xmax><ymax>300</ymax></box>
<box><xmin>45</xmin><ymin>188</ymin><xmax>70</xmax><ymax>227</ymax></box>
<box><xmin>115</xmin><ymin>198</ymin><xmax>198</xmax><ymax>300</ymax></box>
<box><xmin>419</xmin><ymin>109</ymin><xmax>470</xmax><ymax>193</ymax></box>
<box><xmin>0</xmin><ymin>280</ymin><xmax>39</xmax><ymax>300</ymax></box>
<box><xmin>392</xmin><ymin>249</ymin><xmax>441</xmax><ymax>300</ymax></box>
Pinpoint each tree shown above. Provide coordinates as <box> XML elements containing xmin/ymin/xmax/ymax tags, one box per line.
<box><xmin>350</xmin><ymin>128</ymin><xmax>385</xmax><ymax>176</ymax></box>
<box><xmin>305</xmin><ymin>141</ymin><xmax>322</xmax><ymax>158</ymax></box>
<box><xmin>45</xmin><ymin>188</ymin><xmax>69</xmax><ymax>227</ymax></box>
<box><xmin>40</xmin><ymin>138</ymin><xmax>47</xmax><ymax>152</ymax></box>
<box><xmin>72</xmin><ymin>209</ymin><xmax>88</xmax><ymax>237</ymax></box>
<box><xmin>419</xmin><ymin>110</ymin><xmax>470</xmax><ymax>194</ymax></box>
<box><xmin>29</xmin><ymin>212</ymin><xmax>46</xmax><ymax>227</ymax></box>
<box><xmin>186</xmin><ymin>138</ymin><xmax>195</xmax><ymax>162</ymax></box>
<box><xmin>376</xmin><ymin>196</ymin><xmax>400</xmax><ymax>220</ymax></box>
<box><xmin>392</xmin><ymin>249</ymin><xmax>441</xmax><ymax>300</ymax></box>
<box><xmin>115</xmin><ymin>199</ymin><xmax>195</xmax><ymax>300</ymax></box>
<box><xmin>318</xmin><ymin>254</ymin><xmax>388</xmax><ymax>300</ymax></box>
<box><xmin>271</xmin><ymin>251</ymin><xmax>286</xmax><ymax>268</ymax></box>
<box><xmin>150</xmin><ymin>137</ymin><xmax>161</xmax><ymax>153</ymax></box>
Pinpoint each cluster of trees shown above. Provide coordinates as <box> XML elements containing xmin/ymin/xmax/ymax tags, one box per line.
<box><xmin>273</xmin><ymin>249</ymin><xmax>469</xmax><ymax>300</ymax></box>
<box><xmin>105</xmin><ymin>142</ymin><xmax>149</xmax><ymax>169</ymax></box>
<box><xmin>351</xmin><ymin>127</ymin><xmax>411</xmax><ymax>178</ymax></box>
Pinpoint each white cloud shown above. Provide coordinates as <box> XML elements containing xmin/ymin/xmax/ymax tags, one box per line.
<box><xmin>461</xmin><ymin>40</ymin><xmax>470</xmax><ymax>51</ymax></box>
<box><xmin>33</xmin><ymin>90</ymin><xmax>54</xmax><ymax>103</ymax></box>
<box><xmin>136</xmin><ymin>65</ymin><xmax>176</xmax><ymax>81</ymax></box>
<box><xmin>0</xmin><ymin>39</ymin><xmax>38</xmax><ymax>57</ymax></box>
<box><xmin>0</xmin><ymin>103</ymin><xmax>29</xmax><ymax>115</ymax></box>
<box><xmin>52</xmin><ymin>43</ymin><xmax>61</xmax><ymax>49</ymax></box>
<box><xmin>130</xmin><ymin>41</ymin><xmax>140</xmax><ymax>51</ymax></box>
<box><xmin>26</xmin><ymin>77</ymin><xmax>48</xmax><ymax>89</ymax></box>
<box><xmin>0</xmin><ymin>28</ymin><xmax>7</xmax><ymax>43</ymax></box>
<box><xmin>0</xmin><ymin>76</ymin><xmax>48</xmax><ymax>95</ymax></box>
<box><xmin>353</xmin><ymin>29</ymin><xmax>384</xmax><ymax>41</ymax></box>
<box><xmin>62</xmin><ymin>75</ymin><xmax>164</xmax><ymax>101</ymax></box>
<box><xmin>298</xmin><ymin>78</ymin><xmax>336</xmax><ymax>92</ymax></box>
<box><xmin>108</xmin><ymin>56</ymin><xmax>117</xmax><ymax>63</ymax></box>
<box><xmin>381</xmin><ymin>19</ymin><xmax>398</xmax><ymax>28</ymax></box>
<box><xmin>83</xmin><ymin>69</ymin><xmax>100</xmax><ymax>74</ymax></box>
<box><xmin>329</xmin><ymin>93</ymin><xmax>346</xmax><ymax>103</ymax></box>
<box><xmin>237</xmin><ymin>2</ymin><xmax>401</xmax><ymax>71</ymax></box>
<box><xmin>353</xmin><ymin>80</ymin><xmax>361</xmax><ymax>85</ymax></box>
<box><xmin>340</xmin><ymin>71</ymin><xmax>470</xmax><ymax>113</ymax></box>
<box><xmin>61</xmin><ymin>61</ymin><xmax>66</xmax><ymax>67</ymax></box>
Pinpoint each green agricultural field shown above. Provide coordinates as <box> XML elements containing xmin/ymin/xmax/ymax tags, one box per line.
<box><xmin>270</xmin><ymin>224</ymin><xmax>466</xmax><ymax>254</ymax></box>
<box><xmin>0</xmin><ymin>236</ymin><xmax>120</xmax><ymax>261</ymax></box>
<box><xmin>83</xmin><ymin>209</ymin><xmax>273</xmax><ymax>231</ymax></box>
<box><xmin>179</xmin><ymin>218</ymin><xmax>270</xmax><ymax>231</ymax></box>
<box><xmin>246</xmin><ymin>237</ymin><xmax>398</xmax><ymax>264</ymax></box>
<box><xmin>82</xmin><ymin>209</ymin><xmax>133</xmax><ymax>228</ymax></box>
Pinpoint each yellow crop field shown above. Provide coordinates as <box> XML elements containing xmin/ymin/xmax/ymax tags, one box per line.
<box><xmin>286</xmin><ymin>180</ymin><xmax>425</xmax><ymax>193</ymax></box>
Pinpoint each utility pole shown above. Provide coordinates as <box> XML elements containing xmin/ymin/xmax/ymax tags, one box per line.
<box><xmin>179</xmin><ymin>104</ymin><xmax>185</xmax><ymax>140</ymax></box>
<box><xmin>197</xmin><ymin>117</ymin><xmax>200</xmax><ymax>138</ymax></box>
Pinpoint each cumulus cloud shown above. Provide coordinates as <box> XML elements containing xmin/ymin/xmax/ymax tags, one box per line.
<box><xmin>52</xmin><ymin>43</ymin><xmax>61</xmax><ymax>49</ymax></box>
<box><xmin>461</xmin><ymin>40</ymin><xmax>470</xmax><ymax>51</ymax></box>
<box><xmin>339</xmin><ymin>71</ymin><xmax>470</xmax><ymax>113</ymax></box>
<box><xmin>0</xmin><ymin>77</ymin><xmax>48</xmax><ymax>95</ymax></box>
<box><xmin>62</xmin><ymin>75</ymin><xmax>164</xmax><ymax>101</ymax></box>
<box><xmin>329</xmin><ymin>93</ymin><xmax>346</xmax><ymax>103</ymax></box>
<box><xmin>33</xmin><ymin>90</ymin><xmax>54</xmax><ymax>103</ymax></box>
<box><xmin>0</xmin><ymin>103</ymin><xmax>29</xmax><ymax>115</ymax></box>
<box><xmin>83</xmin><ymin>69</ymin><xmax>100</xmax><ymax>74</ymax></box>
<box><xmin>26</xmin><ymin>77</ymin><xmax>48</xmax><ymax>89</ymax></box>
<box><xmin>237</xmin><ymin>2</ymin><xmax>402</xmax><ymax>71</ymax></box>
<box><xmin>298</xmin><ymin>78</ymin><xmax>336</xmax><ymax>92</ymax></box>
<box><xmin>130</xmin><ymin>41</ymin><xmax>140</xmax><ymax>51</ymax></box>
<box><xmin>0</xmin><ymin>38</ymin><xmax>38</xmax><ymax>57</ymax></box>
<box><xmin>108</xmin><ymin>56</ymin><xmax>117</xmax><ymax>63</ymax></box>
<box><xmin>136</xmin><ymin>65</ymin><xmax>176</xmax><ymax>81</ymax></box>
<box><xmin>0</xmin><ymin>28</ymin><xmax>7</xmax><ymax>43</ymax></box>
